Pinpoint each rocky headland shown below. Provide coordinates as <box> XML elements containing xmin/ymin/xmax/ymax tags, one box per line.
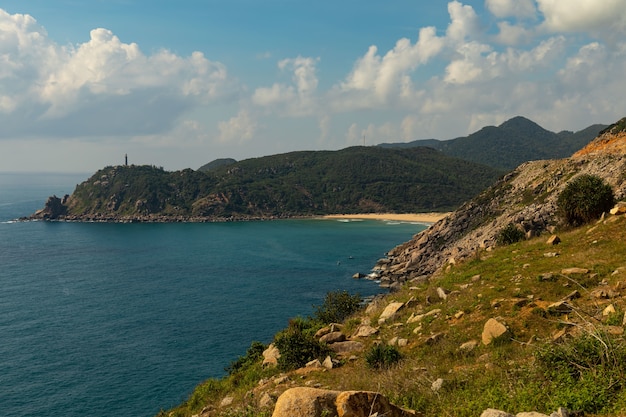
<box><xmin>160</xmin><ymin>117</ymin><xmax>626</xmax><ymax>417</ymax></box>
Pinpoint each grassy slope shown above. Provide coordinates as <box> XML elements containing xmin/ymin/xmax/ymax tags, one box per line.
<box><xmin>160</xmin><ymin>214</ymin><xmax>626</xmax><ymax>417</ymax></box>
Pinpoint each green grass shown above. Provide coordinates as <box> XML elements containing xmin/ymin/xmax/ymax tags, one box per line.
<box><xmin>160</xmin><ymin>215</ymin><xmax>626</xmax><ymax>417</ymax></box>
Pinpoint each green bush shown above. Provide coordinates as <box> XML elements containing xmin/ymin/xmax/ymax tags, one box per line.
<box><xmin>365</xmin><ymin>344</ymin><xmax>402</xmax><ymax>369</ymax></box>
<box><xmin>557</xmin><ymin>174</ymin><xmax>615</xmax><ymax>226</ymax></box>
<box><xmin>225</xmin><ymin>341</ymin><xmax>266</xmax><ymax>375</ymax></box>
<box><xmin>496</xmin><ymin>223</ymin><xmax>526</xmax><ymax>245</ymax></box>
<box><xmin>313</xmin><ymin>290</ymin><xmax>362</xmax><ymax>324</ymax></box>
<box><xmin>273</xmin><ymin>318</ymin><xmax>330</xmax><ymax>371</ymax></box>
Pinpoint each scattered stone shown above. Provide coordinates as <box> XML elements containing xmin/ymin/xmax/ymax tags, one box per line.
<box><xmin>547</xmin><ymin>301</ymin><xmax>573</xmax><ymax>315</ymax></box>
<box><xmin>480</xmin><ymin>409</ymin><xmax>515</xmax><ymax>417</ymax></box>
<box><xmin>591</xmin><ymin>288</ymin><xmax>616</xmax><ymax>299</ymax></box>
<box><xmin>539</xmin><ymin>273</ymin><xmax>556</xmax><ymax>281</ymax></box>
<box><xmin>561</xmin><ymin>267</ymin><xmax>589</xmax><ymax>275</ymax></box>
<box><xmin>378</xmin><ymin>302</ymin><xmax>405</xmax><ymax>324</ymax></box>
<box><xmin>426</xmin><ymin>332</ymin><xmax>445</xmax><ymax>345</ymax></box>
<box><xmin>352</xmin><ymin>272</ymin><xmax>366</xmax><ymax>279</ymax></box>
<box><xmin>605</xmin><ymin>325</ymin><xmax>624</xmax><ymax>335</ymax></box>
<box><xmin>305</xmin><ymin>359</ymin><xmax>322</xmax><ymax>368</ymax></box>
<box><xmin>552</xmin><ymin>329</ymin><xmax>567</xmax><ymax>342</ymax></box>
<box><xmin>610</xmin><ymin>201</ymin><xmax>626</xmax><ymax>215</ymax></box>
<box><xmin>603</xmin><ymin>304</ymin><xmax>616</xmax><ymax>316</ymax></box>
<box><xmin>353</xmin><ymin>324</ymin><xmax>379</xmax><ymax>338</ymax></box>
<box><xmin>407</xmin><ymin>308</ymin><xmax>441</xmax><ymax>324</ymax></box>
<box><xmin>322</xmin><ymin>356</ymin><xmax>334</xmax><ymax>370</ymax></box>
<box><xmin>482</xmin><ymin>318</ymin><xmax>510</xmax><ymax>345</ymax></box>
<box><xmin>431</xmin><ymin>378</ymin><xmax>445</xmax><ymax>392</ymax></box>
<box><xmin>518</xmin><ymin>413</ymin><xmax>550</xmax><ymax>417</ymax></box>
<box><xmin>459</xmin><ymin>340</ymin><xmax>479</xmax><ymax>352</ymax></box>
<box><xmin>271</xmin><ymin>387</ymin><xmax>418</xmax><ymax>417</ymax></box>
<box><xmin>220</xmin><ymin>396</ymin><xmax>234</xmax><ymax>407</ymax></box>
<box><xmin>259</xmin><ymin>392</ymin><xmax>276</xmax><ymax>409</ymax></box>
<box><xmin>319</xmin><ymin>331</ymin><xmax>346</xmax><ymax>344</ymax></box>
<box><xmin>472</xmin><ymin>274</ymin><xmax>482</xmax><ymax>282</ymax></box>
<box><xmin>328</xmin><ymin>341</ymin><xmax>364</xmax><ymax>354</ymax></box>
<box><xmin>437</xmin><ymin>287</ymin><xmax>449</xmax><ymax>300</ymax></box>
<box><xmin>544</xmin><ymin>252</ymin><xmax>559</xmax><ymax>258</ymax></box>
<box><xmin>454</xmin><ymin>311</ymin><xmax>465</xmax><ymax>319</ymax></box>
<box><xmin>546</xmin><ymin>235</ymin><xmax>561</xmax><ymax>245</ymax></box>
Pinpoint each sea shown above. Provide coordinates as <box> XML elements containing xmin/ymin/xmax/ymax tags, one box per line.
<box><xmin>0</xmin><ymin>172</ymin><xmax>428</xmax><ymax>417</ymax></box>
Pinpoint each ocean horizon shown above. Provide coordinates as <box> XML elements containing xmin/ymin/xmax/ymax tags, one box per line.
<box><xmin>0</xmin><ymin>172</ymin><xmax>428</xmax><ymax>417</ymax></box>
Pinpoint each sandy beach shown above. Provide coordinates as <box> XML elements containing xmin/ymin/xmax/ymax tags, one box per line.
<box><xmin>323</xmin><ymin>212</ymin><xmax>450</xmax><ymax>223</ymax></box>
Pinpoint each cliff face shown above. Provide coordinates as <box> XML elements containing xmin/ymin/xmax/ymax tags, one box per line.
<box><xmin>377</xmin><ymin>121</ymin><xmax>626</xmax><ymax>284</ymax></box>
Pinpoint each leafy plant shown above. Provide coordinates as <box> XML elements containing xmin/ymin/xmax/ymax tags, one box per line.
<box><xmin>365</xmin><ymin>344</ymin><xmax>402</xmax><ymax>369</ymax></box>
<box><xmin>496</xmin><ymin>223</ymin><xmax>526</xmax><ymax>245</ymax></box>
<box><xmin>225</xmin><ymin>341</ymin><xmax>266</xmax><ymax>375</ymax></box>
<box><xmin>313</xmin><ymin>290</ymin><xmax>362</xmax><ymax>324</ymax></box>
<box><xmin>557</xmin><ymin>174</ymin><xmax>615</xmax><ymax>226</ymax></box>
<box><xmin>273</xmin><ymin>318</ymin><xmax>330</xmax><ymax>371</ymax></box>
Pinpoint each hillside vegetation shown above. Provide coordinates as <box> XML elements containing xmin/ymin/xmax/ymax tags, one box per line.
<box><xmin>380</xmin><ymin>116</ymin><xmax>606</xmax><ymax>170</ymax></box>
<box><xmin>36</xmin><ymin>146</ymin><xmax>502</xmax><ymax>221</ymax></box>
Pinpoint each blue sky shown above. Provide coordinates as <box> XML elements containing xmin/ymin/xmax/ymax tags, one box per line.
<box><xmin>1</xmin><ymin>1</ymin><xmax>625</xmax><ymax>172</ymax></box>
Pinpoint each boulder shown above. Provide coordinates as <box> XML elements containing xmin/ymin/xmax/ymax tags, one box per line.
<box><xmin>610</xmin><ymin>202</ymin><xmax>626</xmax><ymax>215</ymax></box>
<box><xmin>378</xmin><ymin>302</ymin><xmax>405</xmax><ymax>324</ymax></box>
<box><xmin>480</xmin><ymin>409</ymin><xmax>514</xmax><ymax>417</ymax></box>
<box><xmin>271</xmin><ymin>387</ymin><xmax>418</xmax><ymax>417</ymax></box>
<box><xmin>328</xmin><ymin>341</ymin><xmax>365</xmax><ymax>354</ymax></box>
<box><xmin>319</xmin><ymin>331</ymin><xmax>346</xmax><ymax>344</ymax></box>
<box><xmin>353</xmin><ymin>324</ymin><xmax>379</xmax><ymax>338</ymax></box>
<box><xmin>482</xmin><ymin>318</ymin><xmax>510</xmax><ymax>345</ymax></box>
<box><xmin>546</xmin><ymin>235</ymin><xmax>561</xmax><ymax>245</ymax></box>
<box><xmin>263</xmin><ymin>344</ymin><xmax>281</xmax><ymax>367</ymax></box>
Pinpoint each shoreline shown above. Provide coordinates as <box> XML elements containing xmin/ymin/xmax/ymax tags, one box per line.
<box><xmin>322</xmin><ymin>212</ymin><xmax>450</xmax><ymax>223</ymax></box>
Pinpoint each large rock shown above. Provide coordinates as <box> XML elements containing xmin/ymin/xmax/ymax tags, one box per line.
<box><xmin>319</xmin><ymin>331</ymin><xmax>346</xmax><ymax>344</ymax></box>
<box><xmin>482</xmin><ymin>318</ymin><xmax>510</xmax><ymax>345</ymax></box>
<box><xmin>378</xmin><ymin>302</ymin><xmax>405</xmax><ymax>324</ymax></box>
<box><xmin>271</xmin><ymin>387</ymin><xmax>418</xmax><ymax>417</ymax></box>
<box><xmin>263</xmin><ymin>344</ymin><xmax>281</xmax><ymax>367</ymax></box>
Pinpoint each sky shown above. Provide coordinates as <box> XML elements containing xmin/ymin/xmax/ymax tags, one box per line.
<box><xmin>1</xmin><ymin>0</ymin><xmax>626</xmax><ymax>172</ymax></box>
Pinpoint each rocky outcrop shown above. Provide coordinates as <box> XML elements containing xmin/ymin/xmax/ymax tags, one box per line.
<box><xmin>271</xmin><ymin>387</ymin><xmax>418</xmax><ymax>417</ymax></box>
<box><xmin>375</xmin><ymin>143</ymin><xmax>626</xmax><ymax>284</ymax></box>
<box><xmin>30</xmin><ymin>195</ymin><xmax>69</xmax><ymax>220</ymax></box>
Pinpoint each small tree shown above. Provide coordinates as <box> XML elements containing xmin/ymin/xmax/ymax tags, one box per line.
<box><xmin>496</xmin><ymin>223</ymin><xmax>526</xmax><ymax>246</ymax></box>
<box><xmin>313</xmin><ymin>290</ymin><xmax>362</xmax><ymax>324</ymax></box>
<box><xmin>557</xmin><ymin>175</ymin><xmax>614</xmax><ymax>226</ymax></box>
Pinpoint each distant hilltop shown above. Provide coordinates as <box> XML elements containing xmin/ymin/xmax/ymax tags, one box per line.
<box><xmin>27</xmin><ymin>147</ymin><xmax>502</xmax><ymax>222</ymax></box>
<box><xmin>26</xmin><ymin>116</ymin><xmax>609</xmax><ymax>223</ymax></box>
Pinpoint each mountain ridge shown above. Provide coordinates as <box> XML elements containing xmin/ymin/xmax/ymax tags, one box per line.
<box><xmin>378</xmin><ymin>116</ymin><xmax>607</xmax><ymax>170</ymax></box>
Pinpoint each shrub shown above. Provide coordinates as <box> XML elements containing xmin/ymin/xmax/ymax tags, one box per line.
<box><xmin>496</xmin><ymin>223</ymin><xmax>526</xmax><ymax>245</ymax></box>
<box><xmin>225</xmin><ymin>341</ymin><xmax>266</xmax><ymax>375</ymax></box>
<box><xmin>365</xmin><ymin>344</ymin><xmax>402</xmax><ymax>369</ymax></box>
<box><xmin>557</xmin><ymin>174</ymin><xmax>615</xmax><ymax>226</ymax></box>
<box><xmin>313</xmin><ymin>290</ymin><xmax>362</xmax><ymax>324</ymax></box>
<box><xmin>274</xmin><ymin>318</ymin><xmax>330</xmax><ymax>371</ymax></box>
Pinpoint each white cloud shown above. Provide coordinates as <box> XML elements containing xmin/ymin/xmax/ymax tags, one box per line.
<box><xmin>446</xmin><ymin>1</ymin><xmax>481</xmax><ymax>42</ymax></box>
<box><xmin>537</xmin><ymin>0</ymin><xmax>626</xmax><ymax>35</ymax></box>
<box><xmin>486</xmin><ymin>0</ymin><xmax>536</xmax><ymax>19</ymax></box>
<box><xmin>252</xmin><ymin>56</ymin><xmax>319</xmax><ymax>116</ymax></box>
<box><xmin>0</xmin><ymin>10</ymin><xmax>236</xmax><ymax>139</ymax></box>
<box><xmin>218</xmin><ymin>110</ymin><xmax>258</xmax><ymax>143</ymax></box>
<box><xmin>495</xmin><ymin>21</ymin><xmax>532</xmax><ymax>45</ymax></box>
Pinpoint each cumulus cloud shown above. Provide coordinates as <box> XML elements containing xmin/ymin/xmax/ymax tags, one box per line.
<box><xmin>0</xmin><ymin>10</ymin><xmax>235</xmax><ymax>139</ymax></box>
<box><xmin>218</xmin><ymin>110</ymin><xmax>258</xmax><ymax>143</ymax></box>
<box><xmin>486</xmin><ymin>0</ymin><xmax>537</xmax><ymax>19</ymax></box>
<box><xmin>537</xmin><ymin>0</ymin><xmax>626</xmax><ymax>36</ymax></box>
<box><xmin>252</xmin><ymin>56</ymin><xmax>319</xmax><ymax>116</ymax></box>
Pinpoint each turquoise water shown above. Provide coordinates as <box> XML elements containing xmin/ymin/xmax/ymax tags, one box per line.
<box><xmin>0</xmin><ymin>173</ymin><xmax>426</xmax><ymax>417</ymax></box>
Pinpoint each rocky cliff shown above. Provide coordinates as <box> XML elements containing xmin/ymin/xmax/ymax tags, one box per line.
<box><xmin>375</xmin><ymin>117</ymin><xmax>626</xmax><ymax>287</ymax></box>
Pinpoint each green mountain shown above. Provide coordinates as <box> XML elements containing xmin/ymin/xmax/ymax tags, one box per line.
<box><xmin>33</xmin><ymin>146</ymin><xmax>503</xmax><ymax>221</ymax></box>
<box><xmin>379</xmin><ymin>116</ymin><xmax>607</xmax><ymax>170</ymax></box>
<box><xmin>197</xmin><ymin>158</ymin><xmax>237</xmax><ymax>172</ymax></box>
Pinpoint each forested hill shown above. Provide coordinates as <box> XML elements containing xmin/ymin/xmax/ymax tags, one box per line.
<box><xmin>33</xmin><ymin>146</ymin><xmax>504</xmax><ymax>221</ymax></box>
<box><xmin>379</xmin><ymin>116</ymin><xmax>607</xmax><ymax>170</ymax></box>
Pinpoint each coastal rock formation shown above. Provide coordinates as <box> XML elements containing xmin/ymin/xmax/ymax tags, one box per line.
<box><xmin>271</xmin><ymin>387</ymin><xmax>418</xmax><ymax>417</ymax></box>
<box><xmin>30</xmin><ymin>195</ymin><xmax>69</xmax><ymax>220</ymax></box>
<box><xmin>375</xmin><ymin>122</ymin><xmax>626</xmax><ymax>285</ymax></box>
